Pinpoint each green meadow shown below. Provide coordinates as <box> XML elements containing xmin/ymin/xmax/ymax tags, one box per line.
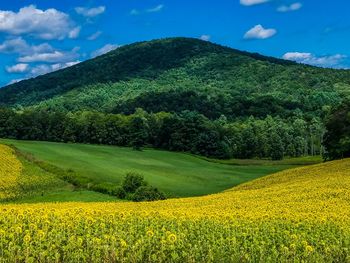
<box><xmin>1</xmin><ymin>139</ymin><xmax>301</xmax><ymax>198</ymax></box>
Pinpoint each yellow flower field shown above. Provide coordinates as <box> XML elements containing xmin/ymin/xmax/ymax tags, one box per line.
<box><xmin>0</xmin><ymin>145</ymin><xmax>65</xmax><ymax>202</ymax></box>
<box><xmin>0</xmin><ymin>144</ymin><xmax>350</xmax><ymax>262</ymax></box>
<box><xmin>0</xmin><ymin>145</ymin><xmax>22</xmax><ymax>200</ymax></box>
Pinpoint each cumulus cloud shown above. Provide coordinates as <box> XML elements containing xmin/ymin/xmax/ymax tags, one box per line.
<box><xmin>0</xmin><ymin>5</ymin><xmax>79</xmax><ymax>40</ymax></box>
<box><xmin>18</xmin><ymin>47</ymin><xmax>80</xmax><ymax>63</ymax></box>
<box><xmin>244</xmin><ymin>24</ymin><xmax>277</xmax><ymax>39</ymax></box>
<box><xmin>0</xmin><ymin>37</ymin><xmax>53</xmax><ymax>55</ymax></box>
<box><xmin>277</xmin><ymin>2</ymin><xmax>302</xmax><ymax>12</ymax></box>
<box><xmin>91</xmin><ymin>44</ymin><xmax>120</xmax><ymax>58</ymax></box>
<box><xmin>146</xmin><ymin>5</ymin><xmax>164</xmax><ymax>13</ymax></box>
<box><xmin>283</xmin><ymin>52</ymin><xmax>347</xmax><ymax>68</ymax></box>
<box><xmin>240</xmin><ymin>0</ymin><xmax>270</xmax><ymax>6</ymax></box>
<box><xmin>6</xmin><ymin>63</ymin><xmax>29</xmax><ymax>73</ymax></box>
<box><xmin>75</xmin><ymin>6</ymin><xmax>106</xmax><ymax>17</ymax></box>
<box><xmin>87</xmin><ymin>31</ymin><xmax>102</xmax><ymax>41</ymax></box>
<box><xmin>199</xmin><ymin>35</ymin><xmax>211</xmax><ymax>41</ymax></box>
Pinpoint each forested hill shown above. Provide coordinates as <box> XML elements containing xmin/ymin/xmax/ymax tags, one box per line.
<box><xmin>0</xmin><ymin>37</ymin><xmax>350</xmax><ymax>119</ymax></box>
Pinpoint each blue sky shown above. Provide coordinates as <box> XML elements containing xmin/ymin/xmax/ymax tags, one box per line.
<box><xmin>0</xmin><ymin>0</ymin><xmax>349</xmax><ymax>86</ymax></box>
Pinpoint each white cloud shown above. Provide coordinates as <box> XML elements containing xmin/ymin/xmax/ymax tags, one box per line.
<box><xmin>18</xmin><ymin>47</ymin><xmax>80</xmax><ymax>63</ymax></box>
<box><xmin>87</xmin><ymin>31</ymin><xmax>102</xmax><ymax>40</ymax></box>
<box><xmin>277</xmin><ymin>2</ymin><xmax>302</xmax><ymax>12</ymax></box>
<box><xmin>283</xmin><ymin>52</ymin><xmax>347</xmax><ymax>68</ymax></box>
<box><xmin>200</xmin><ymin>35</ymin><xmax>211</xmax><ymax>41</ymax></box>
<box><xmin>91</xmin><ymin>44</ymin><xmax>120</xmax><ymax>58</ymax></box>
<box><xmin>0</xmin><ymin>37</ymin><xmax>53</xmax><ymax>55</ymax></box>
<box><xmin>0</xmin><ymin>38</ymin><xmax>28</xmax><ymax>54</ymax></box>
<box><xmin>6</xmin><ymin>63</ymin><xmax>29</xmax><ymax>73</ymax></box>
<box><xmin>68</xmin><ymin>27</ymin><xmax>81</xmax><ymax>39</ymax></box>
<box><xmin>146</xmin><ymin>5</ymin><xmax>164</xmax><ymax>13</ymax></box>
<box><xmin>75</xmin><ymin>6</ymin><xmax>106</xmax><ymax>17</ymax></box>
<box><xmin>0</xmin><ymin>5</ymin><xmax>79</xmax><ymax>40</ymax></box>
<box><xmin>29</xmin><ymin>64</ymin><xmax>55</xmax><ymax>76</ymax></box>
<box><xmin>240</xmin><ymin>0</ymin><xmax>270</xmax><ymax>6</ymax></box>
<box><xmin>130</xmin><ymin>5</ymin><xmax>164</xmax><ymax>16</ymax></box>
<box><xmin>30</xmin><ymin>61</ymin><xmax>81</xmax><ymax>76</ymax></box>
<box><xmin>244</xmin><ymin>24</ymin><xmax>277</xmax><ymax>39</ymax></box>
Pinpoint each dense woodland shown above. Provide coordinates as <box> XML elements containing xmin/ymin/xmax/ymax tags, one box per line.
<box><xmin>0</xmin><ymin>38</ymin><xmax>349</xmax><ymax>160</ymax></box>
<box><xmin>0</xmin><ymin>108</ymin><xmax>324</xmax><ymax>160</ymax></box>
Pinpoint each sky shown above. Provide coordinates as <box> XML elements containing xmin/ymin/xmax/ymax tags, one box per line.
<box><xmin>0</xmin><ymin>0</ymin><xmax>349</xmax><ymax>87</ymax></box>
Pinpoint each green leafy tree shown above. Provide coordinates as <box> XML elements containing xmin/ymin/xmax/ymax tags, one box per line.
<box><xmin>121</xmin><ymin>172</ymin><xmax>147</xmax><ymax>193</ymax></box>
<box><xmin>323</xmin><ymin>101</ymin><xmax>350</xmax><ymax>160</ymax></box>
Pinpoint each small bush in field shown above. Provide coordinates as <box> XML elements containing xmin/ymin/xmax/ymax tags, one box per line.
<box><xmin>122</xmin><ymin>172</ymin><xmax>147</xmax><ymax>193</ymax></box>
<box><xmin>116</xmin><ymin>172</ymin><xmax>166</xmax><ymax>201</ymax></box>
<box><xmin>132</xmin><ymin>186</ymin><xmax>166</xmax><ymax>202</ymax></box>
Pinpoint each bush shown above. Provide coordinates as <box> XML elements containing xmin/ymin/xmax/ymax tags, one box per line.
<box><xmin>122</xmin><ymin>172</ymin><xmax>147</xmax><ymax>193</ymax></box>
<box><xmin>113</xmin><ymin>186</ymin><xmax>126</xmax><ymax>199</ymax></box>
<box><xmin>132</xmin><ymin>186</ymin><xmax>166</xmax><ymax>202</ymax></box>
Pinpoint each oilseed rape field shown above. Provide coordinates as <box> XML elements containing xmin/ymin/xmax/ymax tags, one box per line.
<box><xmin>0</xmin><ymin>144</ymin><xmax>350</xmax><ymax>262</ymax></box>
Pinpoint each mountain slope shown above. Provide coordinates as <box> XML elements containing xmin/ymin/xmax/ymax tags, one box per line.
<box><xmin>0</xmin><ymin>37</ymin><xmax>350</xmax><ymax>119</ymax></box>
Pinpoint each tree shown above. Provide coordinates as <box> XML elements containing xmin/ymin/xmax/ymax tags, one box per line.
<box><xmin>323</xmin><ymin>101</ymin><xmax>350</xmax><ymax>160</ymax></box>
<box><xmin>268</xmin><ymin>131</ymin><xmax>284</xmax><ymax>160</ymax></box>
<box><xmin>129</xmin><ymin>109</ymin><xmax>150</xmax><ymax>150</ymax></box>
<box><xmin>121</xmin><ymin>172</ymin><xmax>147</xmax><ymax>193</ymax></box>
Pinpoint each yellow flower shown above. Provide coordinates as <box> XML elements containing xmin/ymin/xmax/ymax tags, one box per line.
<box><xmin>23</xmin><ymin>234</ymin><xmax>31</xmax><ymax>243</ymax></box>
<box><xmin>15</xmin><ymin>226</ymin><xmax>22</xmax><ymax>234</ymax></box>
<box><xmin>146</xmin><ymin>230</ymin><xmax>154</xmax><ymax>237</ymax></box>
<box><xmin>306</xmin><ymin>245</ymin><xmax>314</xmax><ymax>253</ymax></box>
<box><xmin>120</xmin><ymin>239</ymin><xmax>127</xmax><ymax>248</ymax></box>
<box><xmin>37</xmin><ymin>230</ymin><xmax>45</xmax><ymax>240</ymax></box>
<box><xmin>168</xmin><ymin>233</ymin><xmax>177</xmax><ymax>243</ymax></box>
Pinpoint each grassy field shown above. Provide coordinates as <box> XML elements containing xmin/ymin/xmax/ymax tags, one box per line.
<box><xmin>0</xmin><ymin>139</ymin><xmax>300</xmax><ymax>198</ymax></box>
<box><xmin>202</xmin><ymin>155</ymin><xmax>323</xmax><ymax>166</ymax></box>
<box><xmin>0</xmin><ymin>144</ymin><xmax>348</xmax><ymax>262</ymax></box>
<box><xmin>0</xmin><ymin>144</ymin><xmax>116</xmax><ymax>203</ymax></box>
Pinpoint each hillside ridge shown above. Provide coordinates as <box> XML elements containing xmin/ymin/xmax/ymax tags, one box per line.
<box><xmin>0</xmin><ymin>37</ymin><xmax>349</xmax><ymax>111</ymax></box>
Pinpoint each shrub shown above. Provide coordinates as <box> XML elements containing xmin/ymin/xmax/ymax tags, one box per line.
<box><xmin>121</xmin><ymin>172</ymin><xmax>147</xmax><ymax>193</ymax></box>
<box><xmin>113</xmin><ymin>186</ymin><xmax>126</xmax><ymax>199</ymax></box>
<box><xmin>132</xmin><ymin>186</ymin><xmax>166</xmax><ymax>202</ymax></box>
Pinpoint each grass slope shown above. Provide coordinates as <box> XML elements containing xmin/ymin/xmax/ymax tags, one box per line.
<box><xmin>1</xmin><ymin>139</ymin><xmax>295</xmax><ymax>198</ymax></box>
<box><xmin>0</xmin><ymin>144</ymin><xmax>116</xmax><ymax>203</ymax></box>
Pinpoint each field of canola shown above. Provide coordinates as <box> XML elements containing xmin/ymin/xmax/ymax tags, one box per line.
<box><xmin>0</xmin><ymin>144</ymin><xmax>350</xmax><ymax>262</ymax></box>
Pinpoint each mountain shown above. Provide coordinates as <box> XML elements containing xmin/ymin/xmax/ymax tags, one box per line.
<box><xmin>0</xmin><ymin>37</ymin><xmax>350</xmax><ymax>119</ymax></box>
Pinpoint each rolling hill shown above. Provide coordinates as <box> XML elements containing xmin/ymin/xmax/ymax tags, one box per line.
<box><xmin>0</xmin><ymin>140</ymin><xmax>296</xmax><ymax>199</ymax></box>
<box><xmin>0</xmin><ymin>141</ymin><xmax>349</xmax><ymax>261</ymax></box>
<box><xmin>1</xmin><ymin>37</ymin><xmax>350</xmax><ymax>120</ymax></box>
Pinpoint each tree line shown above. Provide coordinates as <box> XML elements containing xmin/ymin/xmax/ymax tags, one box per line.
<box><xmin>0</xmin><ymin>108</ymin><xmax>324</xmax><ymax>160</ymax></box>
